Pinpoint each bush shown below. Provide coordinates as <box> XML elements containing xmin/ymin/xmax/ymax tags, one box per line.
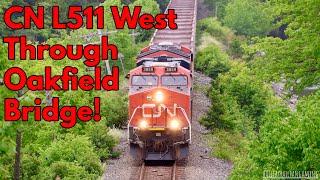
<box><xmin>228</xmin><ymin>38</ymin><xmax>244</xmax><ymax>58</ymax></box>
<box><xmin>219</xmin><ymin>62</ymin><xmax>269</xmax><ymax>131</ymax></box>
<box><xmin>0</xmin><ymin>153</ymin><xmax>14</xmax><ymax>180</ymax></box>
<box><xmin>206</xmin><ymin>130</ymin><xmax>246</xmax><ymax>161</ymax></box>
<box><xmin>40</xmin><ymin>161</ymin><xmax>95</xmax><ymax>180</ymax></box>
<box><xmin>87</xmin><ymin>124</ymin><xmax>118</xmax><ymax>161</ymax></box>
<box><xmin>203</xmin><ymin>0</ymin><xmax>230</xmax><ymax>19</ymax></box>
<box><xmin>100</xmin><ymin>91</ymin><xmax>128</xmax><ymax>127</ymax></box>
<box><xmin>38</xmin><ymin>134</ymin><xmax>102</xmax><ymax>179</ymax></box>
<box><xmin>200</xmin><ymin>89</ymin><xmax>226</xmax><ymax>129</ymax></box>
<box><xmin>231</xmin><ymin>91</ymin><xmax>320</xmax><ymax>178</ymax></box>
<box><xmin>22</xmin><ymin>154</ymin><xmax>41</xmax><ymax>179</ymax></box>
<box><xmin>224</xmin><ymin>0</ymin><xmax>272</xmax><ymax>36</ymax></box>
<box><xmin>197</xmin><ymin>18</ymin><xmax>234</xmax><ymax>44</ymax></box>
<box><xmin>196</xmin><ymin>45</ymin><xmax>267</xmax><ymax>134</ymax></box>
<box><xmin>201</xmin><ymin>61</ymin><xmax>270</xmax><ymax>133</ymax></box>
<box><xmin>196</xmin><ymin>45</ymin><xmax>230</xmax><ymax>79</ymax></box>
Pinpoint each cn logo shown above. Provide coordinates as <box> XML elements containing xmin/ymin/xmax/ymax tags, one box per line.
<box><xmin>142</xmin><ymin>103</ymin><xmax>177</xmax><ymax>118</ymax></box>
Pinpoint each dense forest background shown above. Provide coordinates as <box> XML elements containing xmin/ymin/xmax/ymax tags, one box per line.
<box><xmin>197</xmin><ymin>0</ymin><xmax>319</xmax><ymax>179</ymax></box>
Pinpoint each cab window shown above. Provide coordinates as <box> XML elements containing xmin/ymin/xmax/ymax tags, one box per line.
<box><xmin>132</xmin><ymin>75</ymin><xmax>158</xmax><ymax>86</ymax></box>
<box><xmin>161</xmin><ymin>75</ymin><xmax>187</xmax><ymax>86</ymax></box>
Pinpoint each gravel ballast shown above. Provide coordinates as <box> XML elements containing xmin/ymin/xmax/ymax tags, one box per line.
<box><xmin>184</xmin><ymin>72</ymin><xmax>233</xmax><ymax>180</ymax></box>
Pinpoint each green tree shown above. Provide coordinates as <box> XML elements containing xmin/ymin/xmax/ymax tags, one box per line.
<box><xmin>196</xmin><ymin>45</ymin><xmax>230</xmax><ymax>79</ymax></box>
<box><xmin>244</xmin><ymin>0</ymin><xmax>320</xmax><ymax>92</ymax></box>
<box><xmin>204</xmin><ymin>0</ymin><xmax>230</xmax><ymax>19</ymax></box>
<box><xmin>0</xmin><ymin>0</ymin><xmax>12</xmax><ymax>14</ymax></box>
<box><xmin>132</xmin><ymin>0</ymin><xmax>160</xmax><ymax>42</ymax></box>
<box><xmin>223</xmin><ymin>0</ymin><xmax>272</xmax><ymax>36</ymax></box>
<box><xmin>38</xmin><ymin>134</ymin><xmax>102</xmax><ymax>179</ymax></box>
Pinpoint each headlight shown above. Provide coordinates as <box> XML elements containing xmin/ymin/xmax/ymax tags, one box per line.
<box><xmin>138</xmin><ymin>119</ymin><xmax>149</xmax><ymax>129</ymax></box>
<box><xmin>155</xmin><ymin>91</ymin><xmax>164</xmax><ymax>103</ymax></box>
<box><xmin>168</xmin><ymin>119</ymin><xmax>181</xmax><ymax>130</ymax></box>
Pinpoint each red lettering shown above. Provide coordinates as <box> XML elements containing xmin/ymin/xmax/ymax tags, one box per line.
<box><xmin>83</xmin><ymin>44</ymin><xmax>100</xmax><ymax>67</ymax></box>
<box><xmin>49</xmin><ymin>44</ymin><xmax>67</xmax><ymax>60</ymax></box>
<box><xmin>155</xmin><ymin>14</ymin><xmax>167</xmax><ymax>29</ymax></box>
<box><xmin>167</xmin><ymin>9</ymin><xmax>177</xmax><ymax>29</ymax></box>
<box><xmin>95</xmin><ymin>66</ymin><xmax>101</xmax><ymax>90</ymax></box>
<box><xmin>111</xmin><ymin>6</ymin><xmax>141</xmax><ymax>29</ymax></box>
<box><xmin>93</xmin><ymin>97</ymin><xmax>101</xmax><ymax>121</ymax></box>
<box><xmin>60</xmin><ymin>106</ymin><xmax>77</xmax><ymax>128</ymax></box>
<box><xmin>4</xmin><ymin>98</ymin><xmax>21</xmax><ymax>121</ymax></box>
<box><xmin>3</xmin><ymin>6</ymin><xmax>44</xmax><ymax>29</ymax></box>
<box><xmin>4</xmin><ymin>36</ymin><xmax>118</xmax><ymax>63</ymax></box>
<box><xmin>37</xmin><ymin>44</ymin><xmax>50</xmax><ymax>60</ymax></box>
<box><xmin>83</xmin><ymin>6</ymin><xmax>93</xmax><ymax>29</ymax></box>
<box><xmin>42</xmin><ymin>98</ymin><xmax>59</xmax><ymax>121</ymax></box>
<box><xmin>94</xmin><ymin>6</ymin><xmax>104</xmax><ymax>29</ymax></box>
<box><xmin>4</xmin><ymin>97</ymin><xmax>101</xmax><ymax>128</ymax></box>
<box><xmin>77</xmin><ymin>106</ymin><xmax>93</xmax><ymax>122</ymax></box>
<box><xmin>3</xmin><ymin>67</ymin><xmax>27</xmax><ymax>91</ymax></box>
<box><xmin>27</xmin><ymin>75</ymin><xmax>43</xmax><ymax>91</ymax></box>
<box><xmin>21</xmin><ymin>106</ymin><xmax>34</xmax><ymax>121</ymax></box>
<box><xmin>3</xmin><ymin>65</ymin><xmax>119</xmax><ymax>92</ymax></box>
<box><xmin>67</xmin><ymin>6</ymin><xmax>83</xmax><ymax>29</ymax></box>
<box><xmin>20</xmin><ymin>36</ymin><xmax>36</xmax><ymax>60</ymax></box>
<box><xmin>45</xmin><ymin>67</ymin><xmax>61</xmax><ymax>90</ymax></box>
<box><xmin>52</xmin><ymin>6</ymin><xmax>67</xmax><ymax>29</ymax></box>
<box><xmin>139</xmin><ymin>14</ymin><xmax>154</xmax><ymax>30</ymax></box>
<box><xmin>3</xmin><ymin>37</ymin><xmax>20</xmax><ymax>59</ymax></box>
<box><xmin>79</xmin><ymin>75</ymin><xmax>94</xmax><ymax>91</ymax></box>
<box><xmin>24</xmin><ymin>6</ymin><xmax>44</xmax><ymax>29</ymax></box>
<box><xmin>101</xmin><ymin>66</ymin><xmax>119</xmax><ymax>91</ymax></box>
<box><xmin>101</xmin><ymin>36</ymin><xmax>118</xmax><ymax>60</ymax></box>
<box><xmin>3</xmin><ymin>6</ymin><xmax>24</xmax><ymax>29</ymax></box>
<box><xmin>61</xmin><ymin>66</ymin><xmax>78</xmax><ymax>90</ymax></box>
<box><xmin>67</xmin><ymin>45</ymin><xmax>83</xmax><ymax>60</ymax></box>
<box><xmin>111</xmin><ymin>6</ymin><xmax>177</xmax><ymax>30</ymax></box>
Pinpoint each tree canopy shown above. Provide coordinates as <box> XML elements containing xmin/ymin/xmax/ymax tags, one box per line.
<box><xmin>223</xmin><ymin>0</ymin><xmax>273</xmax><ymax>36</ymax></box>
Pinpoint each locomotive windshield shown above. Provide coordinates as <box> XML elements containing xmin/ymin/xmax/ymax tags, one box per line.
<box><xmin>132</xmin><ymin>75</ymin><xmax>158</xmax><ymax>86</ymax></box>
<box><xmin>161</xmin><ymin>75</ymin><xmax>187</xmax><ymax>86</ymax></box>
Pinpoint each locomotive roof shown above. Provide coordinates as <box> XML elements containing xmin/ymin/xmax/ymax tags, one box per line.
<box><xmin>137</xmin><ymin>44</ymin><xmax>191</xmax><ymax>59</ymax></box>
<box><xmin>143</xmin><ymin>61</ymin><xmax>180</xmax><ymax>67</ymax></box>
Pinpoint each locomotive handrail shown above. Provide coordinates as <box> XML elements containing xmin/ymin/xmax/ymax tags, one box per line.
<box><xmin>176</xmin><ymin>107</ymin><xmax>192</xmax><ymax>143</ymax></box>
<box><xmin>127</xmin><ymin>105</ymin><xmax>141</xmax><ymax>140</ymax></box>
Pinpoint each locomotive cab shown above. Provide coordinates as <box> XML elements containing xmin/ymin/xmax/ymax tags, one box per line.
<box><xmin>128</xmin><ymin>62</ymin><xmax>191</xmax><ymax>160</ymax></box>
<box><xmin>137</xmin><ymin>56</ymin><xmax>191</xmax><ymax>70</ymax></box>
<box><xmin>137</xmin><ymin>43</ymin><xmax>193</xmax><ymax>70</ymax></box>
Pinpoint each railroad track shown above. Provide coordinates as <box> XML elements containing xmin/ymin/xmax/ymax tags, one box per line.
<box><xmin>137</xmin><ymin>161</ymin><xmax>186</xmax><ymax>180</ymax></box>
